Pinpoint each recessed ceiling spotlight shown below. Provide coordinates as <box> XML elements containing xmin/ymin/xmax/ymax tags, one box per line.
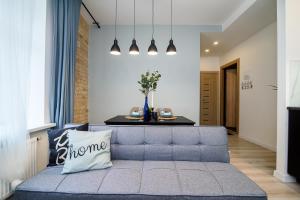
<box><xmin>204</xmin><ymin>49</ymin><xmax>210</xmax><ymax>53</ymax></box>
<box><xmin>213</xmin><ymin>41</ymin><xmax>219</xmax><ymax>45</ymax></box>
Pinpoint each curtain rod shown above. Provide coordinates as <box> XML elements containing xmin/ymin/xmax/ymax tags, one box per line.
<box><xmin>82</xmin><ymin>2</ymin><xmax>101</xmax><ymax>29</ymax></box>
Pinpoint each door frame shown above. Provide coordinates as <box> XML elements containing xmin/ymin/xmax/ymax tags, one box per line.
<box><xmin>220</xmin><ymin>58</ymin><xmax>240</xmax><ymax>134</ymax></box>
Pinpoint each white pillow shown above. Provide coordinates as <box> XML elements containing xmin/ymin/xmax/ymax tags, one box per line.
<box><xmin>62</xmin><ymin>130</ymin><xmax>112</xmax><ymax>174</ymax></box>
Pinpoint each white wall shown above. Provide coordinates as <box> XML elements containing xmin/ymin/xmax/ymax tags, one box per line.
<box><xmin>275</xmin><ymin>0</ymin><xmax>300</xmax><ymax>183</ymax></box>
<box><xmin>220</xmin><ymin>22</ymin><xmax>277</xmax><ymax>151</ymax></box>
<box><xmin>289</xmin><ymin>61</ymin><xmax>300</xmax><ymax>106</ymax></box>
<box><xmin>286</xmin><ymin>2</ymin><xmax>300</xmax><ymax>107</ymax></box>
<box><xmin>200</xmin><ymin>56</ymin><xmax>220</xmax><ymax>71</ymax></box>
<box><xmin>89</xmin><ymin>25</ymin><xmax>201</xmax><ymax>124</ymax></box>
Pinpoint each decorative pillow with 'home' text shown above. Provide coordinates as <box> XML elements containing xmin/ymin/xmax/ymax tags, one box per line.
<box><xmin>62</xmin><ymin>130</ymin><xmax>112</xmax><ymax>174</ymax></box>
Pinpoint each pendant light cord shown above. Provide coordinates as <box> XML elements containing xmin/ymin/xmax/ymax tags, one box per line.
<box><xmin>152</xmin><ymin>0</ymin><xmax>154</xmax><ymax>39</ymax></box>
<box><xmin>114</xmin><ymin>0</ymin><xmax>118</xmax><ymax>39</ymax></box>
<box><xmin>171</xmin><ymin>0</ymin><xmax>173</xmax><ymax>39</ymax></box>
<box><xmin>134</xmin><ymin>0</ymin><xmax>136</xmax><ymax>39</ymax></box>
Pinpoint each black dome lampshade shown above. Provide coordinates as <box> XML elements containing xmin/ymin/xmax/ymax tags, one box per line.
<box><xmin>110</xmin><ymin>39</ymin><xmax>121</xmax><ymax>55</ymax></box>
<box><xmin>166</xmin><ymin>39</ymin><xmax>176</xmax><ymax>55</ymax></box>
<box><xmin>110</xmin><ymin>0</ymin><xmax>121</xmax><ymax>55</ymax></box>
<box><xmin>166</xmin><ymin>0</ymin><xmax>176</xmax><ymax>55</ymax></box>
<box><xmin>148</xmin><ymin>39</ymin><xmax>158</xmax><ymax>55</ymax></box>
<box><xmin>129</xmin><ymin>39</ymin><xmax>139</xmax><ymax>55</ymax></box>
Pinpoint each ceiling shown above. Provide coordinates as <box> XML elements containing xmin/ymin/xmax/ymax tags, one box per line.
<box><xmin>81</xmin><ymin>0</ymin><xmax>277</xmax><ymax>57</ymax></box>
<box><xmin>82</xmin><ymin>0</ymin><xmax>254</xmax><ymax>26</ymax></box>
<box><xmin>200</xmin><ymin>0</ymin><xmax>277</xmax><ymax>56</ymax></box>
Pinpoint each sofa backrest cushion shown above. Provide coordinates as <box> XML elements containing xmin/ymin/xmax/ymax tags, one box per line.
<box><xmin>89</xmin><ymin>125</ymin><xmax>229</xmax><ymax>163</ymax></box>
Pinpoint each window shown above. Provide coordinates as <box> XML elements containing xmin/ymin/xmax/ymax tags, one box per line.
<box><xmin>27</xmin><ymin>0</ymin><xmax>49</xmax><ymax>129</ymax></box>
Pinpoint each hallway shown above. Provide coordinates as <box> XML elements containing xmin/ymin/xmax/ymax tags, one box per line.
<box><xmin>229</xmin><ymin>135</ymin><xmax>300</xmax><ymax>199</ymax></box>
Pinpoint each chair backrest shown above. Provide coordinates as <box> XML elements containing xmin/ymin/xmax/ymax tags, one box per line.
<box><xmin>89</xmin><ymin>125</ymin><xmax>229</xmax><ymax>163</ymax></box>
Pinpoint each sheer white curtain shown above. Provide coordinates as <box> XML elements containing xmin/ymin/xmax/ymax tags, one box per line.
<box><xmin>0</xmin><ymin>0</ymin><xmax>36</xmax><ymax>181</ymax></box>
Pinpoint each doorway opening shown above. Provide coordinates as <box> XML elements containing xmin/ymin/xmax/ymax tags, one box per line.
<box><xmin>220</xmin><ymin>59</ymin><xmax>240</xmax><ymax>134</ymax></box>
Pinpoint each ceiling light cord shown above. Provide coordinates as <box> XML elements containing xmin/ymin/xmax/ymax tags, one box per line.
<box><xmin>114</xmin><ymin>0</ymin><xmax>118</xmax><ymax>39</ymax></box>
<box><xmin>152</xmin><ymin>0</ymin><xmax>154</xmax><ymax>39</ymax></box>
<box><xmin>134</xmin><ymin>0</ymin><xmax>136</xmax><ymax>38</ymax></box>
<box><xmin>171</xmin><ymin>0</ymin><xmax>173</xmax><ymax>39</ymax></box>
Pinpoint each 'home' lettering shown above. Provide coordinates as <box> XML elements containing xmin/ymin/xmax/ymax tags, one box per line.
<box><xmin>68</xmin><ymin>141</ymin><xmax>107</xmax><ymax>159</ymax></box>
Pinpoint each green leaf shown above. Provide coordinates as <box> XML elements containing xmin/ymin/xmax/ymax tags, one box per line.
<box><xmin>138</xmin><ymin>70</ymin><xmax>161</xmax><ymax>94</ymax></box>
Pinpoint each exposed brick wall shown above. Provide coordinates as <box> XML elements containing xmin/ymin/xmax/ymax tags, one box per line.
<box><xmin>73</xmin><ymin>15</ymin><xmax>89</xmax><ymax>123</ymax></box>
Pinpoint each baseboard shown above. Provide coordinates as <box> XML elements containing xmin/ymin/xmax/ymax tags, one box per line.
<box><xmin>274</xmin><ymin>170</ymin><xmax>296</xmax><ymax>182</ymax></box>
<box><xmin>239</xmin><ymin>135</ymin><xmax>276</xmax><ymax>152</ymax></box>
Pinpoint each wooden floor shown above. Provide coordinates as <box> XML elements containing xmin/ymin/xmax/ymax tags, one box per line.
<box><xmin>229</xmin><ymin>134</ymin><xmax>300</xmax><ymax>200</ymax></box>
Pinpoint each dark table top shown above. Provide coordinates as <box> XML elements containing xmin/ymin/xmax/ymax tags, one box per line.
<box><xmin>287</xmin><ymin>107</ymin><xmax>300</xmax><ymax>111</ymax></box>
<box><xmin>104</xmin><ymin>115</ymin><xmax>195</xmax><ymax>126</ymax></box>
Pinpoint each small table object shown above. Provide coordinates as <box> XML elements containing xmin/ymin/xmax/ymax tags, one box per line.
<box><xmin>105</xmin><ymin>115</ymin><xmax>195</xmax><ymax>126</ymax></box>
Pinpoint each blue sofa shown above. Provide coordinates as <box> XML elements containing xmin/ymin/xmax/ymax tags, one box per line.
<box><xmin>15</xmin><ymin>125</ymin><xmax>267</xmax><ymax>200</ymax></box>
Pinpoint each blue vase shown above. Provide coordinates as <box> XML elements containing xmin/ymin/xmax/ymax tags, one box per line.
<box><xmin>143</xmin><ymin>96</ymin><xmax>150</xmax><ymax>121</ymax></box>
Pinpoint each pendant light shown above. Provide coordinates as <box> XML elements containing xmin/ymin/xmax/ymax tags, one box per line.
<box><xmin>110</xmin><ymin>0</ymin><xmax>121</xmax><ymax>55</ymax></box>
<box><xmin>129</xmin><ymin>0</ymin><xmax>139</xmax><ymax>55</ymax></box>
<box><xmin>166</xmin><ymin>0</ymin><xmax>176</xmax><ymax>55</ymax></box>
<box><xmin>148</xmin><ymin>0</ymin><xmax>158</xmax><ymax>55</ymax></box>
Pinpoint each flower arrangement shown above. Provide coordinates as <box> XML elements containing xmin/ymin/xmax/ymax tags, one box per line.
<box><xmin>138</xmin><ymin>70</ymin><xmax>161</xmax><ymax>96</ymax></box>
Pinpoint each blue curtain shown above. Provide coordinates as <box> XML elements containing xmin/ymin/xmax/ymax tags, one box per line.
<box><xmin>50</xmin><ymin>0</ymin><xmax>82</xmax><ymax>128</ymax></box>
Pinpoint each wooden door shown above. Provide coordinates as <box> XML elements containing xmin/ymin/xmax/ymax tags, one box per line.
<box><xmin>225</xmin><ymin>69</ymin><xmax>237</xmax><ymax>128</ymax></box>
<box><xmin>200</xmin><ymin>72</ymin><xmax>218</xmax><ymax>125</ymax></box>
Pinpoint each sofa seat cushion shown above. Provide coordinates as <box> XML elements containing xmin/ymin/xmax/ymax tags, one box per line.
<box><xmin>15</xmin><ymin>160</ymin><xmax>266</xmax><ymax>200</ymax></box>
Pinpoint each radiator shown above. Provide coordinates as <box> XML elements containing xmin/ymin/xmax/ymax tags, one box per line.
<box><xmin>0</xmin><ymin>137</ymin><xmax>38</xmax><ymax>200</ymax></box>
